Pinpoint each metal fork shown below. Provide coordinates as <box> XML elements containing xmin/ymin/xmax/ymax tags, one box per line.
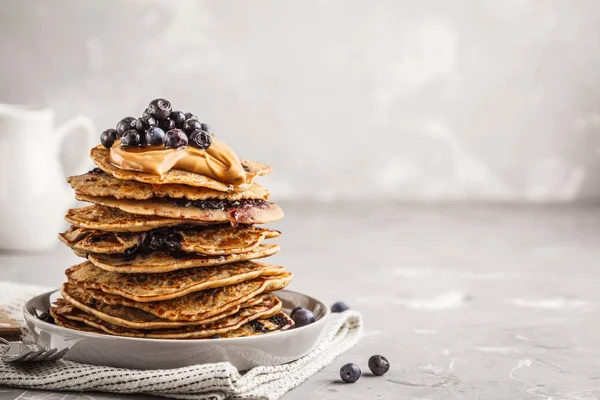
<box><xmin>0</xmin><ymin>338</ymin><xmax>69</xmax><ymax>363</ymax></box>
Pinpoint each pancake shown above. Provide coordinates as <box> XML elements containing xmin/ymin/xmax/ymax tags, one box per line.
<box><xmin>91</xmin><ymin>146</ymin><xmax>271</xmax><ymax>192</ymax></box>
<box><xmin>68</xmin><ymin>170</ymin><xmax>270</xmax><ymax>201</ymax></box>
<box><xmin>76</xmin><ymin>195</ymin><xmax>284</xmax><ymax>225</ymax></box>
<box><xmin>51</xmin><ymin>301</ymin><xmax>293</xmax><ymax>339</ymax></box>
<box><xmin>65</xmin><ymin>205</ymin><xmax>215</xmax><ymax>233</ymax></box>
<box><xmin>87</xmin><ymin>243</ymin><xmax>280</xmax><ymax>273</ymax></box>
<box><xmin>61</xmin><ymin>283</ymin><xmax>268</xmax><ymax>329</ymax></box>
<box><xmin>86</xmin><ymin>273</ymin><xmax>292</xmax><ymax>321</ymax></box>
<box><xmin>67</xmin><ymin>260</ymin><xmax>285</xmax><ymax>302</ymax></box>
<box><xmin>59</xmin><ymin>224</ymin><xmax>280</xmax><ymax>255</ymax></box>
<box><xmin>52</xmin><ymin>296</ymin><xmax>284</xmax><ymax>339</ymax></box>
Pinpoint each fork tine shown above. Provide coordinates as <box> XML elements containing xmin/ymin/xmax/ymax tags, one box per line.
<box><xmin>45</xmin><ymin>347</ymin><xmax>69</xmax><ymax>362</ymax></box>
<box><xmin>20</xmin><ymin>349</ymin><xmax>45</xmax><ymax>362</ymax></box>
<box><xmin>5</xmin><ymin>350</ymin><xmax>34</xmax><ymax>363</ymax></box>
<box><xmin>33</xmin><ymin>347</ymin><xmax>58</xmax><ymax>362</ymax></box>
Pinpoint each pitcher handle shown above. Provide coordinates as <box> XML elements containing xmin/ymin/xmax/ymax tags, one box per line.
<box><xmin>56</xmin><ymin>116</ymin><xmax>97</xmax><ymax>176</ymax></box>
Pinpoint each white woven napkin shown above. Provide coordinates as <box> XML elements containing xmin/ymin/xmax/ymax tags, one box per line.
<box><xmin>0</xmin><ymin>281</ymin><xmax>362</xmax><ymax>400</ymax></box>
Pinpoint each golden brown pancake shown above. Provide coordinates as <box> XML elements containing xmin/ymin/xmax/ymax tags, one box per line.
<box><xmin>51</xmin><ymin>300</ymin><xmax>293</xmax><ymax>339</ymax></box>
<box><xmin>76</xmin><ymin>195</ymin><xmax>284</xmax><ymax>225</ymax></box>
<box><xmin>84</xmin><ymin>273</ymin><xmax>292</xmax><ymax>321</ymax></box>
<box><xmin>91</xmin><ymin>146</ymin><xmax>271</xmax><ymax>192</ymax></box>
<box><xmin>67</xmin><ymin>260</ymin><xmax>285</xmax><ymax>302</ymax></box>
<box><xmin>65</xmin><ymin>205</ymin><xmax>215</xmax><ymax>232</ymax></box>
<box><xmin>61</xmin><ymin>283</ymin><xmax>268</xmax><ymax>330</ymax></box>
<box><xmin>59</xmin><ymin>224</ymin><xmax>280</xmax><ymax>255</ymax></box>
<box><xmin>68</xmin><ymin>170</ymin><xmax>270</xmax><ymax>201</ymax></box>
<box><xmin>52</xmin><ymin>296</ymin><xmax>284</xmax><ymax>339</ymax></box>
<box><xmin>86</xmin><ymin>243</ymin><xmax>280</xmax><ymax>273</ymax></box>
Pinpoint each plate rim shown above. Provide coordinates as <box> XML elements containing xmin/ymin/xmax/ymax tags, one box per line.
<box><xmin>24</xmin><ymin>288</ymin><xmax>330</xmax><ymax>343</ymax></box>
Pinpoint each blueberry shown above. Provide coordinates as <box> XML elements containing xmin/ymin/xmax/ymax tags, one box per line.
<box><xmin>135</xmin><ymin>115</ymin><xmax>157</xmax><ymax>132</ymax></box>
<box><xmin>121</xmin><ymin>129</ymin><xmax>142</xmax><ymax>147</ymax></box>
<box><xmin>189</xmin><ymin>130</ymin><xmax>212</xmax><ymax>149</ymax></box>
<box><xmin>184</xmin><ymin>112</ymin><xmax>198</xmax><ymax>121</ymax></box>
<box><xmin>164</xmin><ymin>129</ymin><xmax>188</xmax><ymax>149</ymax></box>
<box><xmin>100</xmin><ymin>128</ymin><xmax>117</xmax><ymax>148</ymax></box>
<box><xmin>116</xmin><ymin>117</ymin><xmax>137</xmax><ymax>137</ymax></box>
<box><xmin>292</xmin><ymin>308</ymin><xmax>315</xmax><ymax>327</ymax></box>
<box><xmin>290</xmin><ymin>306</ymin><xmax>303</xmax><ymax>319</ymax></box>
<box><xmin>183</xmin><ymin>119</ymin><xmax>202</xmax><ymax>133</ymax></box>
<box><xmin>147</xmin><ymin>98</ymin><xmax>172</xmax><ymax>120</ymax></box>
<box><xmin>170</xmin><ymin>111</ymin><xmax>186</xmax><ymax>128</ymax></box>
<box><xmin>340</xmin><ymin>363</ymin><xmax>361</xmax><ymax>383</ymax></box>
<box><xmin>158</xmin><ymin>118</ymin><xmax>176</xmax><ymax>132</ymax></box>
<box><xmin>38</xmin><ymin>312</ymin><xmax>54</xmax><ymax>324</ymax></box>
<box><xmin>145</xmin><ymin>127</ymin><xmax>166</xmax><ymax>146</ymax></box>
<box><xmin>368</xmin><ymin>355</ymin><xmax>390</xmax><ymax>376</ymax></box>
<box><xmin>200</xmin><ymin>123</ymin><xmax>214</xmax><ymax>136</ymax></box>
<box><xmin>331</xmin><ymin>302</ymin><xmax>350</xmax><ymax>313</ymax></box>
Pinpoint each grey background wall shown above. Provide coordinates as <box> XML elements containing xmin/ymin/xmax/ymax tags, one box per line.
<box><xmin>2</xmin><ymin>0</ymin><xmax>600</xmax><ymax>202</ymax></box>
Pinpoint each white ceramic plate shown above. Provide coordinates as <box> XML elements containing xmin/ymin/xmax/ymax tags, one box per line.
<box><xmin>24</xmin><ymin>289</ymin><xmax>329</xmax><ymax>370</ymax></box>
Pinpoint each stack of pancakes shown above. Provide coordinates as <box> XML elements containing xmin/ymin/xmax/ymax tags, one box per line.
<box><xmin>50</xmin><ymin>146</ymin><xmax>294</xmax><ymax>339</ymax></box>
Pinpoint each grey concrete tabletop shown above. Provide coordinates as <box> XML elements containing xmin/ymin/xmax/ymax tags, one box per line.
<box><xmin>1</xmin><ymin>204</ymin><xmax>599</xmax><ymax>400</ymax></box>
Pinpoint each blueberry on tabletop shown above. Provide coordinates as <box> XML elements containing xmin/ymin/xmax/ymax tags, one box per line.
<box><xmin>135</xmin><ymin>115</ymin><xmax>157</xmax><ymax>132</ymax></box>
<box><xmin>158</xmin><ymin>118</ymin><xmax>176</xmax><ymax>132</ymax></box>
<box><xmin>164</xmin><ymin>129</ymin><xmax>188</xmax><ymax>149</ymax></box>
<box><xmin>183</xmin><ymin>119</ymin><xmax>202</xmax><ymax>133</ymax></box>
<box><xmin>116</xmin><ymin>117</ymin><xmax>137</xmax><ymax>137</ymax></box>
<box><xmin>290</xmin><ymin>306</ymin><xmax>302</xmax><ymax>319</ymax></box>
<box><xmin>340</xmin><ymin>363</ymin><xmax>361</xmax><ymax>383</ymax></box>
<box><xmin>331</xmin><ymin>301</ymin><xmax>350</xmax><ymax>313</ymax></box>
<box><xmin>184</xmin><ymin>112</ymin><xmax>198</xmax><ymax>121</ymax></box>
<box><xmin>170</xmin><ymin>111</ymin><xmax>187</xmax><ymax>128</ymax></box>
<box><xmin>121</xmin><ymin>129</ymin><xmax>142</xmax><ymax>147</ymax></box>
<box><xmin>145</xmin><ymin>126</ymin><xmax>166</xmax><ymax>146</ymax></box>
<box><xmin>292</xmin><ymin>308</ymin><xmax>315</xmax><ymax>327</ymax></box>
<box><xmin>368</xmin><ymin>355</ymin><xmax>390</xmax><ymax>376</ymax></box>
<box><xmin>189</xmin><ymin>130</ymin><xmax>212</xmax><ymax>149</ymax></box>
<box><xmin>100</xmin><ymin>128</ymin><xmax>117</xmax><ymax>148</ymax></box>
<box><xmin>147</xmin><ymin>98</ymin><xmax>172</xmax><ymax>120</ymax></box>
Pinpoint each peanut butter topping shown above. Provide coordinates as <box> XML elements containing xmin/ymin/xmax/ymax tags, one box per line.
<box><xmin>108</xmin><ymin>139</ymin><xmax>248</xmax><ymax>186</ymax></box>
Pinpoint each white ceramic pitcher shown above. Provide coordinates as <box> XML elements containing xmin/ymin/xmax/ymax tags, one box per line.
<box><xmin>0</xmin><ymin>104</ymin><xmax>96</xmax><ymax>252</ymax></box>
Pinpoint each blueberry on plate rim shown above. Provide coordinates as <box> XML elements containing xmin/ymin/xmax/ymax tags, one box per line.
<box><xmin>292</xmin><ymin>307</ymin><xmax>315</xmax><ymax>327</ymax></box>
<box><xmin>340</xmin><ymin>363</ymin><xmax>361</xmax><ymax>383</ymax></box>
<box><xmin>290</xmin><ymin>306</ymin><xmax>303</xmax><ymax>319</ymax></box>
